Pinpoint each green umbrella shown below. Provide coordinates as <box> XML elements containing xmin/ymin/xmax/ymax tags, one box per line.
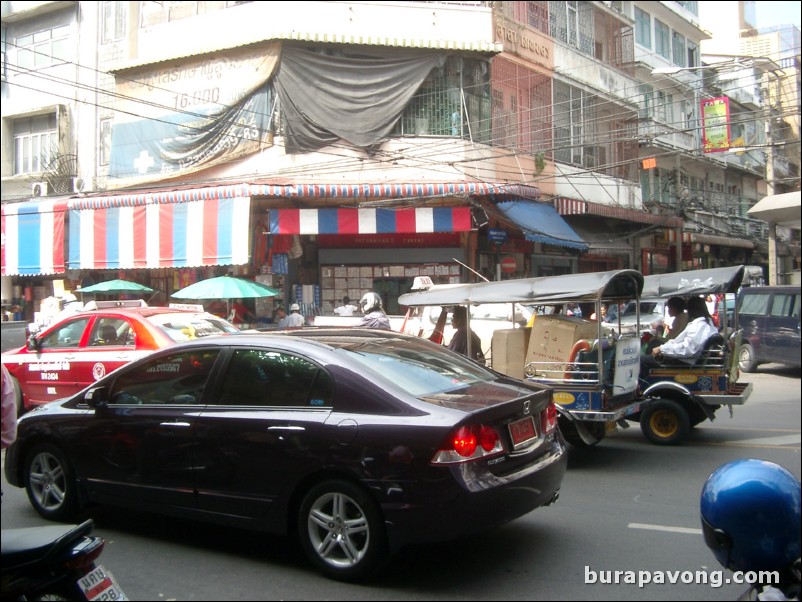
<box><xmin>171</xmin><ymin>276</ymin><xmax>279</xmax><ymax>300</ymax></box>
<box><xmin>78</xmin><ymin>279</ymin><xmax>155</xmax><ymax>294</ymax></box>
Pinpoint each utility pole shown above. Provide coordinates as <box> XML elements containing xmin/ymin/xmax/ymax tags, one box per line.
<box><xmin>765</xmin><ymin>71</ymin><xmax>778</xmax><ymax>285</ymax></box>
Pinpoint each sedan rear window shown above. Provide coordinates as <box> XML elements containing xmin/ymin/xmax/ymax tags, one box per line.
<box><xmin>148</xmin><ymin>313</ymin><xmax>239</xmax><ymax>342</ymax></box>
<box><xmin>335</xmin><ymin>338</ymin><xmax>491</xmax><ymax>397</ymax></box>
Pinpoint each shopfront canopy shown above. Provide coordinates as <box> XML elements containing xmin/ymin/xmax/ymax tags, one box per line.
<box><xmin>1</xmin><ymin>198</ymin><xmax>67</xmax><ymax>276</ymax></box>
<box><xmin>67</xmin><ymin>186</ymin><xmax>251</xmax><ymax>270</ymax></box>
<box><xmin>747</xmin><ymin>191</ymin><xmax>801</xmax><ymax>227</ymax></box>
<box><xmin>497</xmin><ymin>200</ymin><xmax>588</xmax><ymax>252</ymax></box>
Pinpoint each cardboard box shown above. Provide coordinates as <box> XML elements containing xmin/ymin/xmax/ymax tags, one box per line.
<box><xmin>526</xmin><ymin>315</ymin><xmax>598</xmax><ymax>366</ymax></box>
<box><xmin>491</xmin><ymin>327</ymin><xmax>531</xmax><ymax>380</ymax></box>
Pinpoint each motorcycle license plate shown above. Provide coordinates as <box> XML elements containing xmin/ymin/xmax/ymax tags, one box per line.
<box><xmin>78</xmin><ymin>565</ymin><xmax>127</xmax><ymax>601</ymax></box>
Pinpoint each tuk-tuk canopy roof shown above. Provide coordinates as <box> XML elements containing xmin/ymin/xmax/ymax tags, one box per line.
<box><xmin>398</xmin><ymin>269</ymin><xmax>644</xmax><ymax>307</ymax></box>
<box><xmin>641</xmin><ymin>266</ymin><xmax>745</xmax><ymax>299</ymax></box>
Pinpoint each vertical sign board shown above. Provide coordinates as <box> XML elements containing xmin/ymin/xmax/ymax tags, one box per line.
<box><xmin>700</xmin><ymin>97</ymin><xmax>731</xmax><ymax>153</ymax></box>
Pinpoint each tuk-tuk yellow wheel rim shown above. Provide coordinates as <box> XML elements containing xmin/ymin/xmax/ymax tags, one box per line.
<box><xmin>649</xmin><ymin>410</ymin><xmax>679</xmax><ymax>438</ymax></box>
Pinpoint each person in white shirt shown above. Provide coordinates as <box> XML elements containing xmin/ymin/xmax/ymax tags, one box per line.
<box><xmin>334</xmin><ymin>296</ymin><xmax>358</xmax><ymax>316</ymax></box>
<box><xmin>641</xmin><ymin>296</ymin><xmax>717</xmax><ymax>376</ymax></box>
<box><xmin>285</xmin><ymin>303</ymin><xmax>305</xmax><ymax>327</ymax></box>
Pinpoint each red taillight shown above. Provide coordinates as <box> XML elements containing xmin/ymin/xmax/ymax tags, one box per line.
<box><xmin>540</xmin><ymin>401</ymin><xmax>557</xmax><ymax>435</ymax></box>
<box><xmin>63</xmin><ymin>538</ymin><xmax>105</xmax><ymax>570</ymax></box>
<box><xmin>432</xmin><ymin>424</ymin><xmax>503</xmax><ymax>464</ymax></box>
<box><xmin>452</xmin><ymin>426</ymin><xmax>477</xmax><ymax>457</ymax></box>
<box><xmin>478</xmin><ymin>425</ymin><xmax>499</xmax><ymax>452</ymax></box>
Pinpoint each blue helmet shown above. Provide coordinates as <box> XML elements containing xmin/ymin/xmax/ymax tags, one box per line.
<box><xmin>700</xmin><ymin>459</ymin><xmax>801</xmax><ymax>573</ymax></box>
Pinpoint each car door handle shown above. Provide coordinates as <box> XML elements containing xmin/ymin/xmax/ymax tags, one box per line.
<box><xmin>267</xmin><ymin>426</ymin><xmax>305</xmax><ymax>432</ymax></box>
<box><xmin>160</xmin><ymin>421</ymin><xmax>191</xmax><ymax>428</ymax></box>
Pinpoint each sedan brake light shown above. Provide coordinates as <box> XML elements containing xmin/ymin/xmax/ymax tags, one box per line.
<box><xmin>540</xmin><ymin>401</ymin><xmax>557</xmax><ymax>435</ymax></box>
<box><xmin>431</xmin><ymin>424</ymin><xmax>504</xmax><ymax>464</ymax></box>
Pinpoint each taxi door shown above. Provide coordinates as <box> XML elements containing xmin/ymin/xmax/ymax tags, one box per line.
<box><xmin>16</xmin><ymin>316</ymin><xmax>94</xmax><ymax>405</ymax></box>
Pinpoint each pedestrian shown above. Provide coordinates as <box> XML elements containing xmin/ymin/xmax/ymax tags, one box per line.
<box><xmin>285</xmin><ymin>303</ymin><xmax>305</xmax><ymax>327</ymax></box>
<box><xmin>2</xmin><ymin>364</ymin><xmax>17</xmax><ymax>501</ymax></box>
<box><xmin>448</xmin><ymin>306</ymin><xmax>485</xmax><ymax>362</ymax></box>
<box><xmin>358</xmin><ymin>292</ymin><xmax>391</xmax><ymax>330</ymax></box>
<box><xmin>274</xmin><ymin>306</ymin><xmax>289</xmax><ymax>327</ymax></box>
<box><xmin>229</xmin><ymin>298</ymin><xmax>256</xmax><ymax>325</ymax></box>
<box><xmin>334</xmin><ymin>296</ymin><xmax>358</xmax><ymax>316</ymax></box>
<box><xmin>640</xmin><ymin>296</ymin><xmax>717</xmax><ymax>377</ymax></box>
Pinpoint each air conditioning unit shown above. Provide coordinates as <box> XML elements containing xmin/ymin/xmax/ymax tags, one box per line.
<box><xmin>31</xmin><ymin>182</ymin><xmax>48</xmax><ymax>197</ymax></box>
<box><xmin>71</xmin><ymin>177</ymin><xmax>87</xmax><ymax>193</ymax></box>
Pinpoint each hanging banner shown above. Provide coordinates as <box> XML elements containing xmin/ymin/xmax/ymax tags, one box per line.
<box><xmin>108</xmin><ymin>44</ymin><xmax>280</xmax><ymax>186</ymax></box>
<box><xmin>700</xmin><ymin>96</ymin><xmax>731</xmax><ymax>153</ymax></box>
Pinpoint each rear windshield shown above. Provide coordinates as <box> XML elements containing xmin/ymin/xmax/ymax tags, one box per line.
<box><xmin>148</xmin><ymin>313</ymin><xmax>240</xmax><ymax>342</ymax></box>
<box><xmin>331</xmin><ymin>336</ymin><xmax>493</xmax><ymax>397</ymax></box>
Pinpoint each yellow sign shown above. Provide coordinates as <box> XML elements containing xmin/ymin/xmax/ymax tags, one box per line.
<box><xmin>675</xmin><ymin>373</ymin><xmax>699</xmax><ymax>384</ymax></box>
<box><xmin>553</xmin><ymin>392</ymin><xmax>576</xmax><ymax>405</ymax></box>
<box><xmin>701</xmin><ymin>96</ymin><xmax>731</xmax><ymax>153</ymax></box>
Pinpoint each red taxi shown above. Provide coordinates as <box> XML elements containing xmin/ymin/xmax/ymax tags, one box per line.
<box><xmin>2</xmin><ymin>300</ymin><xmax>239</xmax><ymax>413</ymax></box>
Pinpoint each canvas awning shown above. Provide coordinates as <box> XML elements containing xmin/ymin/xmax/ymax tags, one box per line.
<box><xmin>269</xmin><ymin>206</ymin><xmax>471</xmax><ymax>235</ymax></box>
<box><xmin>68</xmin><ymin>187</ymin><xmax>251</xmax><ymax>269</ymax></box>
<box><xmin>497</xmin><ymin>200</ymin><xmax>588</xmax><ymax>252</ymax></box>
<box><xmin>747</xmin><ymin>191</ymin><xmax>801</xmax><ymax>227</ymax></box>
<box><xmin>1</xmin><ymin>198</ymin><xmax>68</xmax><ymax>276</ymax></box>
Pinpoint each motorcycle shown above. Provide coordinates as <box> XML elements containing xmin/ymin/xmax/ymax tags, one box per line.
<box><xmin>1</xmin><ymin>519</ymin><xmax>127</xmax><ymax>601</ymax></box>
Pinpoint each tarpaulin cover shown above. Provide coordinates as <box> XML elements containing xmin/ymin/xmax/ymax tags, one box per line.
<box><xmin>274</xmin><ymin>44</ymin><xmax>444</xmax><ymax>153</ymax></box>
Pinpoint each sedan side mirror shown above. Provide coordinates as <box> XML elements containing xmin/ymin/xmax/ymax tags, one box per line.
<box><xmin>27</xmin><ymin>334</ymin><xmax>42</xmax><ymax>351</ymax></box>
<box><xmin>84</xmin><ymin>386</ymin><xmax>108</xmax><ymax>409</ymax></box>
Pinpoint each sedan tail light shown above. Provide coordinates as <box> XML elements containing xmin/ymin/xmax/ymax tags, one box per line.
<box><xmin>540</xmin><ymin>401</ymin><xmax>557</xmax><ymax>435</ymax></box>
<box><xmin>431</xmin><ymin>424</ymin><xmax>504</xmax><ymax>464</ymax></box>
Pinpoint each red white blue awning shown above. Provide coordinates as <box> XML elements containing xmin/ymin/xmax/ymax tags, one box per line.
<box><xmin>270</xmin><ymin>207</ymin><xmax>472</xmax><ymax>235</ymax></box>
<box><xmin>68</xmin><ymin>193</ymin><xmax>250</xmax><ymax>269</ymax></box>
<box><xmin>1</xmin><ymin>199</ymin><xmax>68</xmax><ymax>276</ymax></box>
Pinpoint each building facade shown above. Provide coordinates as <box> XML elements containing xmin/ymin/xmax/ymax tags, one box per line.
<box><xmin>2</xmin><ymin>1</ymin><xmax>798</xmax><ymax>323</ymax></box>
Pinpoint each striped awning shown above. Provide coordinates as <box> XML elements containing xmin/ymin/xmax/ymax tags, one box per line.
<box><xmin>68</xmin><ymin>192</ymin><xmax>250</xmax><ymax>270</ymax></box>
<box><xmin>270</xmin><ymin>207</ymin><xmax>472</xmax><ymax>235</ymax></box>
<box><xmin>1</xmin><ymin>198</ymin><xmax>68</xmax><ymax>276</ymax></box>
<box><xmin>554</xmin><ymin>197</ymin><xmax>684</xmax><ymax>227</ymax></box>
<box><xmin>250</xmin><ymin>182</ymin><xmax>540</xmax><ymax>200</ymax></box>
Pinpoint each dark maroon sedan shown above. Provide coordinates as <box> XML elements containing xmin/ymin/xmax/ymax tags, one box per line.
<box><xmin>4</xmin><ymin>329</ymin><xmax>566</xmax><ymax>581</ymax></box>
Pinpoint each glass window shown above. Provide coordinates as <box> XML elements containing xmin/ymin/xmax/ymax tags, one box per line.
<box><xmin>655</xmin><ymin>19</ymin><xmax>670</xmax><ymax>59</ymax></box>
<box><xmin>101</xmin><ymin>1</ymin><xmax>126</xmax><ymax>43</ymax></box>
<box><xmin>90</xmin><ymin>318</ymin><xmax>133</xmax><ymax>347</ymax></box>
<box><xmin>687</xmin><ymin>41</ymin><xmax>698</xmax><ymax>68</ymax></box>
<box><xmin>634</xmin><ymin>6</ymin><xmax>651</xmax><ymax>48</ymax></box>
<box><xmin>109</xmin><ymin>349</ymin><xmax>220</xmax><ymax>405</ymax></box>
<box><xmin>739</xmin><ymin>293</ymin><xmax>770</xmax><ymax>316</ymax></box>
<box><xmin>13</xmin><ymin>114</ymin><xmax>58</xmax><ymax>175</ymax></box>
<box><xmin>672</xmin><ymin>32</ymin><xmax>686</xmax><ymax>66</ymax></box>
<box><xmin>40</xmin><ymin>318</ymin><xmax>91</xmax><ymax>349</ymax></box>
<box><xmin>216</xmin><ymin>349</ymin><xmax>333</xmax><ymax>407</ymax></box>
<box><xmin>770</xmin><ymin>294</ymin><xmax>799</xmax><ymax>318</ymax></box>
<box><xmin>146</xmin><ymin>312</ymin><xmax>239</xmax><ymax>342</ymax></box>
<box><xmin>392</xmin><ymin>55</ymin><xmax>491</xmax><ymax>143</ymax></box>
<box><xmin>15</xmin><ymin>25</ymin><xmax>71</xmax><ymax>69</ymax></box>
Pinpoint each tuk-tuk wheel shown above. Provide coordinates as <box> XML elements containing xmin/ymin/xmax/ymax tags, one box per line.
<box><xmin>640</xmin><ymin>399</ymin><xmax>689</xmax><ymax>445</ymax></box>
<box><xmin>560</xmin><ymin>418</ymin><xmax>605</xmax><ymax>448</ymax></box>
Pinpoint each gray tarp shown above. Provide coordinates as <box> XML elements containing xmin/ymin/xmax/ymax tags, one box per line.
<box><xmin>275</xmin><ymin>44</ymin><xmax>445</xmax><ymax>153</ymax></box>
<box><xmin>398</xmin><ymin>269</ymin><xmax>644</xmax><ymax>306</ymax></box>
<box><xmin>641</xmin><ymin>266</ymin><xmax>745</xmax><ymax>298</ymax></box>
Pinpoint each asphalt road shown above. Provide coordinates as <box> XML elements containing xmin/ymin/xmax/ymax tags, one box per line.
<box><xmin>2</xmin><ymin>364</ymin><xmax>799</xmax><ymax>601</ymax></box>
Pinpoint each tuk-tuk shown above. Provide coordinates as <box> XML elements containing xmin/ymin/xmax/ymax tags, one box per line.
<box><xmin>398</xmin><ymin>269</ymin><xmax>650</xmax><ymax>448</ymax></box>
<box><xmin>632</xmin><ymin>265</ymin><xmax>753</xmax><ymax>445</ymax></box>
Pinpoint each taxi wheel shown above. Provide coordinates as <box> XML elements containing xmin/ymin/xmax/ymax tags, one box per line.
<box><xmin>640</xmin><ymin>399</ymin><xmax>689</xmax><ymax>446</ymax></box>
<box><xmin>24</xmin><ymin>443</ymin><xmax>80</xmax><ymax>521</ymax></box>
<box><xmin>297</xmin><ymin>479</ymin><xmax>387</xmax><ymax>582</ymax></box>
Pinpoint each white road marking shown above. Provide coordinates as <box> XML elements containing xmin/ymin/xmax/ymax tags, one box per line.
<box><xmin>628</xmin><ymin>523</ymin><xmax>702</xmax><ymax>535</ymax></box>
<box><xmin>728</xmin><ymin>434</ymin><xmax>801</xmax><ymax>446</ymax></box>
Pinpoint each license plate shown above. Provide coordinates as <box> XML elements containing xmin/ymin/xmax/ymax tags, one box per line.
<box><xmin>508</xmin><ymin>416</ymin><xmax>537</xmax><ymax>448</ymax></box>
<box><xmin>78</xmin><ymin>565</ymin><xmax>127</xmax><ymax>601</ymax></box>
